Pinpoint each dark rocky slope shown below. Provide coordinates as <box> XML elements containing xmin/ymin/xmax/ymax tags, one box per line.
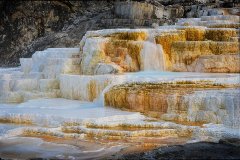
<box><xmin>0</xmin><ymin>1</ymin><xmax>114</xmax><ymax>66</ymax></box>
<box><xmin>114</xmin><ymin>139</ymin><xmax>240</xmax><ymax>160</ymax></box>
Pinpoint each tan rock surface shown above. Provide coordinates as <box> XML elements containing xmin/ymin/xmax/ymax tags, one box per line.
<box><xmin>105</xmin><ymin>81</ymin><xmax>240</xmax><ymax>125</ymax></box>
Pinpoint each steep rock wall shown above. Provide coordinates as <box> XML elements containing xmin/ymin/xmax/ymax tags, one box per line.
<box><xmin>0</xmin><ymin>0</ymin><xmax>114</xmax><ymax>66</ymax></box>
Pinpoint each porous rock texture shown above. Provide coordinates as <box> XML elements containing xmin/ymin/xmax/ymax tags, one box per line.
<box><xmin>104</xmin><ymin>81</ymin><xmax>240</xmax><ymax>126</ymax></box>
<box><xmin>79</xmin><ymin>25</ymin><xmax>239</xmax><ymax>74</ymax></box>
<box><xmin>1</xmin><ymin>0</ymin><xmax>238</xmax><ymax>66</ymax></box>
<box><xmin>0</xmin><ymin>0</ymin><xmax>113</xmax><ymax>66</ymax></box>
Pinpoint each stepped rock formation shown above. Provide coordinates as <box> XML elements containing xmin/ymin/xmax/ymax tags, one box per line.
<box><xmin>105</xmin><ymin>82</ymin><xmax>240</xmax><ymax>126</ymax></box>
<box><xmin>79</xmin><ymin>18</ymin><xmax>239</xmax><ymax>74</ymax></box>
<box><xmin>0</xmin><ymin>1</ymin><xmax>240</xmax><ymax>159</ymax></box>
<box><xmin>1</xmin><ymin>0</ymin><xmax>239</xmax><ymax>66</ymax></box>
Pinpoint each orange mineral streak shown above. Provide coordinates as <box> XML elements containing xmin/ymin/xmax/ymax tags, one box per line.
<box><xmin>101</xmin><ymin>32</ymin><xmax>148</xmax><ymax>72</ymax></box>
<box><xmin>104</xmin><ymin>81</ymin><xmax>237</xmax><ymax>121</ymax></box>
<box><xmin>171</xmin><ymin>41</ymin><xmax>239</xmax><ymax>66</ymax></box>
<box><xmin>104</xmin><ymin>40</ymin><xmax>143</xmax><ymax>72</ymax></box>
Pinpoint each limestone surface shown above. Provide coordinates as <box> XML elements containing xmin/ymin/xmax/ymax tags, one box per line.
<box><xmin>0</xmin><ymin>6</ymin><xmax>239</xmax><ymax>159</ymax></box>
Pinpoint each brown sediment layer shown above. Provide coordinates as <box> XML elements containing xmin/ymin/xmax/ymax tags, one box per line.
<box><xmin>23</xmin><ymin>130</ymin><xmax>191</xmax><ymax>159</ymax></box>
<box><xmin>0</xmin><ymin>117</ymin><xmax>33</xmax><ymax>125</ymax></box>
<box><xmin>167</xmin><ymin>120</ymin><xmax>204</xmax><ymax>127</ymax></box>
<box><xmin>109</xmin><ymin>32</ymin><xmax>148</xmax><ymax>41</ymax></box>
<box><xmin>104</xmin><ymin>39</ymin><xmax>143</xmax><ymax>72</ymax></box>
<box><xmin>88</xmin><ymin>80</ymin><xmax>97</xmax><ymax>101</ymax></box>
<box><xmin>81</xmin><ymin>26</ymin><xmax>239</xmax><ymax>74</ymax></box>
<box><xmin>87</xmin><ymin>79</ymin><xmax>110</xmax><ymax>101</ymax></box>
<box><xmin>21</xmin><ymin>126</ymin><xmax>191</xmax><ymax>153</ymax></box>
<box><xmin>104</xmin><ymin>81</ymin><xmax>239</xmax><ymax>121</ymax></box>
<box><xmin>154</xmin><ymin>27</ymin><xmax>239</xmax><ymax>72</ymax></box>
<box><xmin>171</xmin><ymin>41</ymin><xmax>239</xmax><ymax>65</ymax></box>
<box><xmin>63</xmin><ymin>126</ymin><xmax>179</xmax><ymax>137</ymax></box>
<box><xmin>182</xmin><ymin>27</ymin><xmax>205</xmax><ymax>41</ymax></box>
<box><xmin>176</xmin><ymin>27</ymin><xmax>238</xmax><ymax>41</ymax></box>
<box><xmin>85</xmin><ymin>123</ymin><xmax>169</xmax><ymax>130</ymax></box>
<box><xmin>205</xmin><ymin>29</ymin><xmax>238</xmax><ymax>41</ymax></box>
<box><xmin>155</xmin><ymin>30</ymin><xmax>186</xmax><ymax>58</ymax></box>
<box><xmin>208</xmin><ymin>23</ymin><xmax>240</xmax><ymax>28</ymax></box>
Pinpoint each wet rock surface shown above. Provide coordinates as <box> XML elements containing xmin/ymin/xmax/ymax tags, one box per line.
<box><xmin>0</xmin><ymin>1</ymin><xmax>239</xmax><ymax>159</ymax></box>
<box><xmin>115</xmin><ymin>140</ymin><xmax>240</xmax><ymax>160</ymax></box>
<box><xmin>104</xmin><ymin>81</ymin><xmax>240</xmax><ymax>125</ymax></box>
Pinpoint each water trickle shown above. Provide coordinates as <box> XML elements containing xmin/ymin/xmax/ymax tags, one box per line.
<box><xmin>1</xmin><ymin>19</ymin><xmax>240</xmax><ymax>158</ymax></box>
<box><xmin>140</xmin><ymin>42</ymin><xmax>166</xmax><ymax>71</ymax></box>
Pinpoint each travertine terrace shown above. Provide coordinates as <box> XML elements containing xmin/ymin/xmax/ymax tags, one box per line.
<box><xmin>0</xmin><ymin>7</ymin><xmax>239</xmax><ymax>159</ymax></box>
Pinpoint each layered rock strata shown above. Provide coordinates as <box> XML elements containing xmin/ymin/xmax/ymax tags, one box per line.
<box><xmin>80</xmin><ymin>22</ymin><xmax>239</xmax><ymax>74</ymax></box>
<box><xmin>104</xmin><ymin>82</ymin><xmax>240</xmax><ymax>126</ymax></box>
<box><xmin>0</xmin><ymin>8</ymin><xmax>239</xmax><ymax>153</ymax></box>
<box><xmin>0</xmin><ymin>48</ymin><xmax>80</xmax><ymax>103</ymax></box>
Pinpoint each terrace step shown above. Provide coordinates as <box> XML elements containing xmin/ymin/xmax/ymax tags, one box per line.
<box><xmin>39</xmin><ymin>79</ymin><xmax>59</xmax><ymax>92</ymax></box>
<box><xmin>9</xmin><ymin>79</ymin><xmax>39</xmax><ymax>92</ymax></box>
<box><xmin>0</xmin><ymin>90</ymin><xmax>60</xmax><ymax>103</ymax></box>
<box><xmin>62</xmin><ymin>126</ymin><xmax>179</xmax><ymax>138</ymax></box>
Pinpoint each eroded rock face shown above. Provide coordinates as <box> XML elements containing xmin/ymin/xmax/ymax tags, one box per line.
<box><xmin>104</xmin><ymin>81</ymin><xmax>240</xmax><ymax>126</ymax></box>
<box><xmin>181</xmin><ymin>54</ymin><xmax>240</xmax><ymax>73</ymax></box>
<box><xmin>155</xmin><ymin>25</ymin><xmax>239</xmax><ymax>73</ymax></box>
<box><xmin>0</xmin><ymin>1</ymin><xmax>114</xmax><ymax>66</ymax></box>
<box><xmin>171</xmin><ymin>41</ymin><xmax>239</xmax><ymax>72</ymax></box>
<box><xmin>76</xmin><ymin>6</ymin><xmax>239</xmax><ymax>74</ymax></box>
<box><xmin>114</xmin><ymin>1</ymin><xmax>184</xmax><ymax>19</ymax></box>
<box><xmin>80</xmin><ymin>30</ymin><xmax>150</xmax><ymax>74</ymax></box>
<box><xmin>80</xmin><ymin>22</ymin><xmax>239</xmax><ymax>74</ymax></box>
